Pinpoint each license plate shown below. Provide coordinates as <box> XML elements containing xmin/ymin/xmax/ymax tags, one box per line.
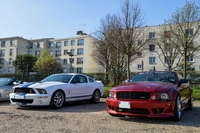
<box><xmin>119</xmin><ymin>101</ymin><xmax>130</xmax><ymax>109</ymax></box>
<box><xmin>16</xmin><ymin>102</ymin><xmax>26</xmax><ymax>106</ymax></box>
<box><xmin>14</xmin><ymin>94</ymin><xmax>26</xmax><ymax>99</ymax></box>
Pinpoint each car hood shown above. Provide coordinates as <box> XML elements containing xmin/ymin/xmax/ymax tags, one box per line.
<box><xmin>16</xmin><ymin>82</ymin><xmax>66</xmax><ymax>89</ymax></box>
<box><xmin>0</xmin><ymin>85</ymin><xmax>13</xmax><ymax>90</ymax></box>
<box><xmin>110</xmin><ymin>81</ymin><xmax>174</xmax><ymax>92</ymax></box>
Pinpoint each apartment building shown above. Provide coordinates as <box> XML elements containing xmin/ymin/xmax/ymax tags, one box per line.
<box><xmin>0</xmin><ymin>32</ymin><xmax>104</xmax><ymax>74</ymax></box>
<box><xmin>0</xmin><ymin>26</ymin><xmax>199</xmax><ymax>74</ymax></box>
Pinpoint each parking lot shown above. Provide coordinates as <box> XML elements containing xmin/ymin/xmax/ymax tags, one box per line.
<box><xmin>0</xmin><ymin>99</ymin><xmax>200</xmax><ymax>133</ymax></box>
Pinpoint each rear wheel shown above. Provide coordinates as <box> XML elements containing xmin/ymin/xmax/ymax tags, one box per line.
<box><xmin>188</xmin><ymin>94</ymin><xmax>193</xmax><ymax>110</ymax></box>
<box><xmin>50</xmin><ymin>90</ymin><xmax>65</xmax><ymax>109</ymax></box>
<box><xmin>173</xmin><ymin>95</ymin><xmax>181</xmax><ymax>121</ymax></box>
<box><xmin>90</xmin><ymin>90</ymin><xmax>101</xmax><ymax>103</ymax></box>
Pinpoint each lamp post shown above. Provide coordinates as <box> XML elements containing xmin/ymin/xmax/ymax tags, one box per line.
<box><xmin>67</xmin><ymin>52</ymin><xmax>74</xmax><ymax>73</ymax></box>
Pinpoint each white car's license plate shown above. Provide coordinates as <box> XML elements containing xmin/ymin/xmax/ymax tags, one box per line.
<box><xmin>14</xmin><ymin>94</ymin><xmax>26</xmax><ymax>99</ymax></box>
<box><xmin>118</xmin><ymin>101</ymin><xmax>130</xmax><ymax>109</ymax></box>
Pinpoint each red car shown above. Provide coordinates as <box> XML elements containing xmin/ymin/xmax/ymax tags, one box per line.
<box><xmin>106</xmin><ymin>71</ymin><xmax>193</xmax><ymax>121</ymax></box>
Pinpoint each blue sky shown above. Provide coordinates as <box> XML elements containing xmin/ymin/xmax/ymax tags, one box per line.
<box><xmin>0</xmin><ymin>0</ymin><xmax>199</xmax><ymax>39</ymax></box>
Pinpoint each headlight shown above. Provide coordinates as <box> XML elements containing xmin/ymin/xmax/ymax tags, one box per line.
<box><xmin>37</xmin><ymin>89</ymin><xmax>47</xmax><ymax>94</ymax></box>
<box><xmin>108</xmin><ymin>91</ymin><xmax>114</xmax><ymax>98</ymax></box>
<box><xmin>156</xmin><ymin>93</ymin><xmax>170</xmax><ymax>100</ymax></box>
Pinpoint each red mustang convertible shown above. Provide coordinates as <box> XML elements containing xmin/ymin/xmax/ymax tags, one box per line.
<box><xmin>106</xmin><ymin>71</ymin><xmax>193</xmax><ymax>121</ymax></box>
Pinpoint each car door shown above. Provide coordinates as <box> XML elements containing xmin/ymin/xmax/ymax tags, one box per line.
<box><xmin>69</xmin><ymin>75</ymin><xmax>91</xmax><ymax>100</ymax></box>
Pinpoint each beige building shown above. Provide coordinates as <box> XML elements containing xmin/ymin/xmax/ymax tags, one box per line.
<box><xmin>0</xmin><ymin>32</ymin><xmax>104</xmax><ymax>74</ymax></box>
<box><xmin>0</xmin><ymin>26</ymin><xmax>200</xmax><ymax>74</ymax></box>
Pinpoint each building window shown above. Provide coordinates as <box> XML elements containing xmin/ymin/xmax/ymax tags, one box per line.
<box><xmin>56</xmin><ymin>50</ymin><xmax>61</xmax><ymax>56</ymax></box>
<box><xmin>28</xmin><ymin>51</ymin><xmax>32</xmax><ymax>55</ymax></box>
<box><xmin>71</xmin><ymin>49</ymin><xmax>75</xmax><ymax>55</ymax></box>
<box><xmin>187</xmin><ymin>55</ymin><xmax>194</xmax><ymax>62</ymax></box>
<box><xmin>56</xmin><ymin>42</ymin><xmax>62</xmax><ymax>48</ymax></box>
<box><xmin>10</xmin><ymin>49</ymin><xmax>13</xmax><ymax>56</ymax></box>
<box><xmin>77</xmin><ymin>48</ymin><xmax>84</xmax><ymax>55</ymax></box>
<box><xmin>71</xmin><ymin>40</ymin><xmax>75</xmax><ymax>45</ymax></box>
<box><xmin>8</xmin><ymin>67</ymin><xmax>12</xmax><ymax>72</ymax></box>
<box><xmin>64</xmin><ymin>50</ymin><xmax>68</xmax><ymax>55</ymax></box>
<box><xmin>186</xmin><ymin>29</ymin><xmax>193</xmax><ymax>36</ymax></box>
<box><xmin>137</xmin><ymin>52</ymin><xmax>142</xmax><ymax>57</ymax></box>
<box><xmin>165</xmin><ymin>56</ymin><xmax>171</xmax><ymax>64</ymax></box>
<box><xmin>35</xmin><ymin>50</ymin><xmax>40</xmax><ymax>56</ymax></box>
<box><xmin>149</xmin><ymin>45</ymin><xmax>155</xmax><ymax>51</ymax></box>
<box><xmin>0</xmin><ymin>50</ymin><xmax>5</xmax><ymax>57</ymax></box>
<box><xmin>1</xmin><ymin>41</ymin><xmax>5</xmax><ymax>47</ymax></box>
<box><xmin>48</xmin><ymin>42</ymin><xmax>54</xmax><ymax>48</ymax></box>
<box><xmin>37</xmin><ymin>42</ymin><xmax>40</xmax><ymax>48</ymax></box>
<box><xmin>149</xmin><ymin>32</ymin><xmax>155</xmax><ymax>39</ymax></box>
<box><xmin>29</xmin><ymin>43</ymin><xmax>33</xmax><ymax>48</ymax></box>
<box><xmin>64</xmin><ymin>41</ymin><xmax>68</xmax><ymax>46</ymax></box>
<box><xmin>77</xmin><ymin>57</ymin><xmax>83</xmax><ymax>64</ymax></box>
<box><xmin>50</xmin><ymin>51</ymin><xmax>54</xmax><ymax>55</ymax></box>
<box><xmin>9</xmin><ymin>58</ymin><xmax>12</xmax><ymax>64</ymax></box>
<box><xmin>138</xmin><ymin>40</ymin><xmax>142</xmax><ymax>45</ymax></box>
<box><xmin>77</xmin><ymin>67</ymin><xmax>83</xmax><ymax>73</ymax></box>
<box><xmin>0</xmin><ymin>58</ymin><xmax>4</xmax><ymax>64</ymax></box>
<box><xmin>63</xmin><ymin>59</ymin><xmax>67</xmax><ymax>64</ymax></box>
<box><xmin>77</xmin><ymin>39</ymin><xmax>84</xmax><ymax>45</ymax></box>
<box><xmin>57</xmin><ymin>59</ymin><xmax>61</xmax><ymax>64</ymax></box>
<box><xmin>10</xmin><ymin>40</ymin><xmax>14</xmax><ymax>47</ymax></box>
<box><xmin>149</xmin><ymin>57</ymin><xmax>156</xmax><ymax>64</ymax></box>
<box><xmin>137</xmin><ymin>64</ymin><xmax>142</xmax><ymax>70</ymax></box>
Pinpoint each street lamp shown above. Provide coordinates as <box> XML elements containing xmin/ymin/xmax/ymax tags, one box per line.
<box><xmin>67</xmin><ymin>52</ymin><xmax>74</xmax><ymax>73</ymax></box>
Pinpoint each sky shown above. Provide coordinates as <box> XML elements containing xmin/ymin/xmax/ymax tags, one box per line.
<box><xmin>0</xmin><ymin>0</ymin><xmax>199</xmax><ymax>40</ymax></box>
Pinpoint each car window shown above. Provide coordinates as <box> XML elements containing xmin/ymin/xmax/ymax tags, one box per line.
<box><xmin>89</xmin><ymin>78</ymin><xmax>94</xmax><ymax>82</ymax></box>
<box><xmin>0</xmin><ymin>78</ymin><xmax>15</xmax><ymax>86</ymax></box>
<box><xmin>79</xmin><ymin>75</ymin><xmax>87</xmax><ymax>83</ymax></box>
<box><xmin>41</xmin><ymin>74</ymin><xmax>73</xmax><ymax>83</ymax></box>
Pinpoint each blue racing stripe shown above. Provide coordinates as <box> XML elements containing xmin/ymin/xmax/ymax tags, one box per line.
<box><xmin>20</xmin><ymin>82</ymin><xmax>36</xmax><ymax>88</ymax></box>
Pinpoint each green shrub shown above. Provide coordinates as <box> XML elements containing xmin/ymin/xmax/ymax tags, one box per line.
<box><xmin>193</xmin><ymin>87</ymin><xmax>200</xmax><ymax>100</ymax></box>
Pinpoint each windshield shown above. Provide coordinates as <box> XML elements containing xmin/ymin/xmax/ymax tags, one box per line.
<box><xmin>41</xmin><ymin>74</ymin><xmax>73</xmax><ymax>83</ymax></box>
<box><xmin>0</xmin><ymin>78</ymin><xmax>15</xmax><ymax>86</ymax></box>
<box><xmin>130</xmin><ymin>72</ymin><xmax>176</xmax><ymax>84</ymax></box>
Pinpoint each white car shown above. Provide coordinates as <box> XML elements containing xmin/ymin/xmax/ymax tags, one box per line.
<box><xmin>9</xmin><ymin>73</ymin><xmax>104</xmax><ymax>108</ymax></box>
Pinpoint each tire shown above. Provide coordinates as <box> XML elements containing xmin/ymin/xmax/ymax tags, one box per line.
<box><xmin>50</xmin><ymin>90</ymin><xmax>65</xmax><ymax>109</ymax></box>
<box><xmin>173</xmin><ymin>95</ymin><xmax>181</xmax><ymax>121</ymax></box>
<box><xmin>188</xmin><ymin>94</ymin><xmax>193</xmax><ymax>110</ymax></box>
<box><xmin>90</xmin><ymin>90</ymin><xmax>101</xmax><ymax>103</ymax></box>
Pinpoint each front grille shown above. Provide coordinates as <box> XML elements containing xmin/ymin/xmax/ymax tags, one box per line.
<box><xmin>11</xmin><ymin>99</ymin><xmax>33</xmax><ymax>103</ymax></box>
<box><xmin>117</xmin><ymin>108</ymin><xmax>150</xmax><ymax>115</ymax></box>
<box><xmin>14</xmin><ymin>88</ymin><xmax>36</xmax><ymax>94</ymax></box>
<box><xmin>117</xmin><ymin>92</ymin><xmax>150</xmax><ymax>100</ymax></box>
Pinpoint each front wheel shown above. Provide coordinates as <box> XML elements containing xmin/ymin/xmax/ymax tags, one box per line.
<box><xmin>173</xmin><ymin>95</ymin><xmax>182</xmax><ymax>121</ymax></box>
<box><xmin>90</xmin><ymin>90</ymin><xmax>101</xmax><ymax>103</ymax></box>
<box><xmin>188</xmin><ymin>94</ymin><xmax>193</xmax><ymax>110</ymax></box>
<box><xmin>50</xmin><ymin>90</ymin><xmax>65</xmax><ymax>109</ymax></box>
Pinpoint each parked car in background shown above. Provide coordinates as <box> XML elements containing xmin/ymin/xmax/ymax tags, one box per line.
<box><xmin>10</xmin><ymin>73</ymin><xmax>104</xmax><ymax>108</ymax></box>
<box><xmin>0</xmin><ymin>77</ymin><xmax>16</xmax><ymax>101</ymax></box>
<box><xmin>106</xmin><ymin>71</ymin><xmax>193</xmax><ymax>121</ymax></box>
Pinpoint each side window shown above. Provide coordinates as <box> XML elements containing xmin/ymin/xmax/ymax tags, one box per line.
<box><xmin>79</xmin><ymin>75</ymin><xmax>87</xmax><ymax>83</ymax></box>
<box><xmin>89</xmin><ymin>78</ymin><xmax>94</xmax><ymax>82</ymax></box>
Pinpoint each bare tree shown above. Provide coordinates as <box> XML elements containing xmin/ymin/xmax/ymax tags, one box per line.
<box><xmin>111</xmin><ymin>0</ymin><xmax>147</xmax><ymax>79</ymax></box>
<box><xmin>154</xmin><ymin>24</ymin><xmax>182</xmax><ymax>71</ymax></box>
<box><xmin>165</xmin><ymin>1</ymin><xmax>200</xmax><ymax>78</ymax></box>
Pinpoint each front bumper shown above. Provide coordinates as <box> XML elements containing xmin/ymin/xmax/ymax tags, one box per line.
<box><xmin>9</xmin><ymin>93</ymin><xmax>51</xmax><ymax>106</ymax></box>
<box><xmin>106</xmin><ymin>98</ymin><xmax>175</xmax><ymax>117</ymax></box>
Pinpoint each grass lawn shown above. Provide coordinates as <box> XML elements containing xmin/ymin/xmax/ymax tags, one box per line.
<box><xmin>103</xmin><ymin>86</ymin><xmax>200</xmax><ymax>100</ymax></box>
